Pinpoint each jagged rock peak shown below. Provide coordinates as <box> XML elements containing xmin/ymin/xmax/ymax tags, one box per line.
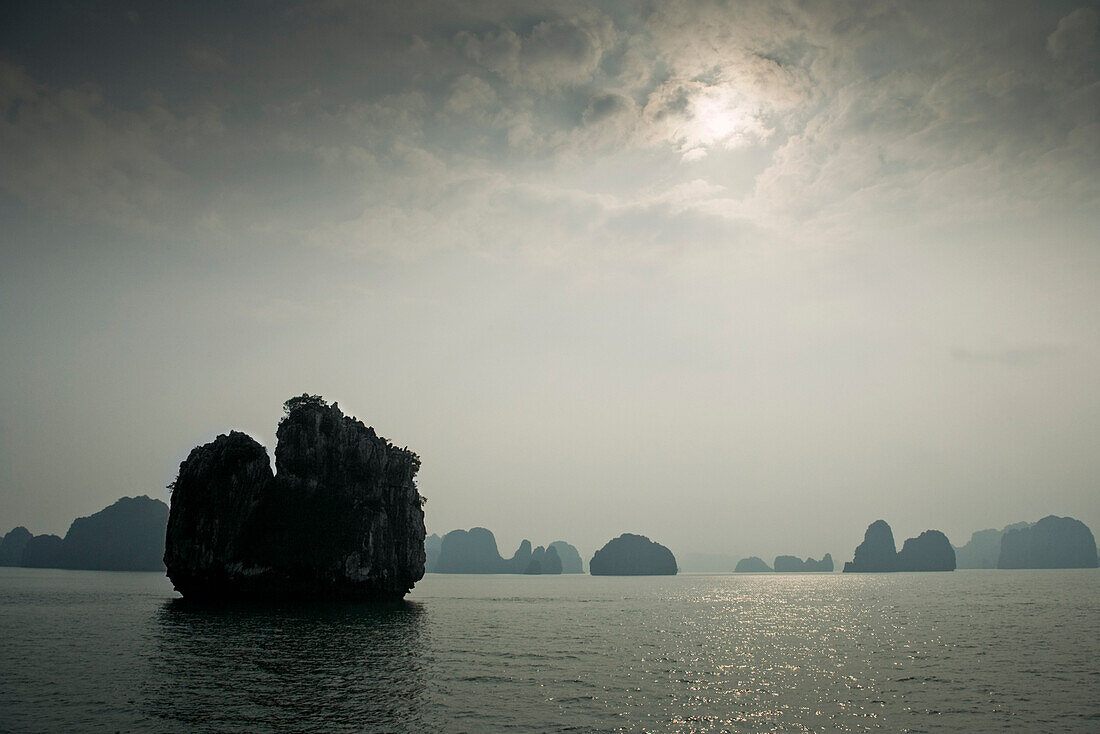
<box><xmin>843</xmin><ymin>520</ymin><xmax>897</xmax><ymax>573</ymax></box>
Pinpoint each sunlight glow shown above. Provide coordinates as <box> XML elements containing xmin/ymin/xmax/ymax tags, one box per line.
<box><xmin>676</xmin><ymin>86</ymin><xmax>769</xmax><ymax>159</ymax></box>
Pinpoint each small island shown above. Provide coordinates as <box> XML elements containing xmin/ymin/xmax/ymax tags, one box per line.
<box><xmin>773</xmin><ymin>554</ymin><xmax>834</xmax><ymax>572</ymax></box>
<box><xmin>589</xmin><ymin>533</ymin><xmax>677</xmax><ymax>576</ymax></box>
<box><xmin>163</xmin><ymin>395</ymin><xmax>426</xmax><ymax>600</ymax></box>
<box><xmin>734</xmin><ymin>556</ymin><xmax>772</xmax><ymax>573</ymax></box>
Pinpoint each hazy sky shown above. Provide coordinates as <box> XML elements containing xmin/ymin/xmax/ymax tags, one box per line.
<box><xmin>2</xmin><ymin>1</ymin><xmax>1098</xmax><ymax>564</ymax></box>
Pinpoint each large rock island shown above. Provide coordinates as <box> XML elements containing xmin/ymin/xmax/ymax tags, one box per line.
<box><xmin>843</xmin><ymin>520</ymin><xmax>955</xmax><ymax>572</ymax></box>
<box><xmin>164</xmin><ymin>395</ymin><xmax>426</xmax><ymax>600</ymax></box>
<box><xmin>589</xmin><ymin>533</ymin><xmax>677</xmax><ymax>575</ymax></box>
<box><xmin>998</xmin><ymin>516</ymin><xmax>1098</xmax><ymax>569</ymax></box>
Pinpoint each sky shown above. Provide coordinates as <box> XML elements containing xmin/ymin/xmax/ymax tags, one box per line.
<box><xmin>1</xmin><ymin>0</ymin><xmax>1098</xmax><ymax>565</ymax></box>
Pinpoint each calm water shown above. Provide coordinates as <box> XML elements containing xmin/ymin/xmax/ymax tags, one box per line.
<box><xmin>0</xmin><ymin>569</ymin><xmax>1097</xmax><ymax>732</ymax></box>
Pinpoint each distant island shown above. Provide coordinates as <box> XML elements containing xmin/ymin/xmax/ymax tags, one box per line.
<box><xmin>425</xmin><ymin>533</ymin><xmax>442</xmax><ymax>572</ymax></box>
<box><xmin>954</xmin><ymin>516</ymin><xmax>1098</xmax><ymax>569</ymax></box>
<box><xmin>998</xmin><ymin>516</ymin><xmax>1098</xmax><ymax>569</ymax></box>
<box><xmin>431</xmin><ymin>527</ymin><xmax>580</xmax><ymax>574</ymax></box>
<box><xmin>550</xmin><ymin>540</ymin><xmax>585</xmax><ymax>573</ymax></box>
<box><xmin>589</xmin><ymin>533</ymin><xmax>676</xmax><ymax>576</ymax></box>
<box><xmin>163</xmin><ymin>395</ymin><xmax>426</xmax><ymax>600</ymax></box>
<box><xmin>732</xmin><ymin>554</ymin><xmax>833</xmax><ymax>572</ymax></box>
<box><xmin>774</xmin><ymin>554</ymin><xmax>833</xmax><ymax>572</ymax></box>
<box><xmin>843</xmin><ymin>520</ymin><xmax>955</xmax><ymax>572</ymax></box>
<box><xmin>0</xmin><ymin>496</ymin><xmax>168</xmax><ymax>571</ymax></box>
<box><xmin>734</xmin><ymin>556</ymin><xmax>771</xmax><ymax>573</ymax></box>
<box><xmin>954</xmin><ymin>522</ymin><xmax>1030</xmax><ymax>568</ymax></box>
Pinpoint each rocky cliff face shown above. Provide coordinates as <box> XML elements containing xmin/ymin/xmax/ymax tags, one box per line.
<box><xmin>589</xmin><ymin>533</ymin><xmax>677</xmax><ymax>576</ymax></box>
<box><xmin>998</xmin><ymin>516</ymin><xmax>1098</xmax><ymax>569</ymax></box>
<box><xmin>843</xmin><ymin>520</ymin><xmax>898</xmax><ymax>572</ymax></box>
<box><xmin>424</xmin><ymin>533</ymin><xmax>442</xmax><ymax>572</ymax></box>
<box><xmin>164</xmin><ymin>397</ymin><xmax>425</xmax><ymax>599</ymax></box>
<box><xmin>897</xmin><ymin>530</ymin><xmax>956</xmax><ymax>571</ymax></box>
<box><xmin>60</xmin><ymin>496</ymin><xmax>168</xmax><ymax>571</ymax></box>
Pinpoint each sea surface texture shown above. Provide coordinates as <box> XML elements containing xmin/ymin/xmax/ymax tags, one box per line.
<box><xmin>1</xmin><ymin>569</ymin><xmax>1097</xmax><ymax>732</ymax></box>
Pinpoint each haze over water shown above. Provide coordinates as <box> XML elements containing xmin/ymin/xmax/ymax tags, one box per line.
<box><xmin>2</xmin><ymin>568</ymin><xmax>1097</xmax><ymax>732</ymax></box>
<box><xmin>2</xmin><ymin>0</ymin><xmax>1099</xmax><ymax>560</ymax></box>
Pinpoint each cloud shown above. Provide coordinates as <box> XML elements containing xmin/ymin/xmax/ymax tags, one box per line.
<box><xmin>0</xmin><ymin>62</ymin><xmax>188</xmax><ymax>233</ymax></box>
<box><xmin>2</xmin><ymin>0</ymin><xmax>1097</xmax><ymax>264</ymax></box>
<box><xmin>1047</xmin><ymin>7</ymin><xmax>1099</xmax><ymax>63</ymax></box>
<box><xmin>456</xmin><ymin>14</ymin><xmax>615</xmax><ymax>92</ymax></box>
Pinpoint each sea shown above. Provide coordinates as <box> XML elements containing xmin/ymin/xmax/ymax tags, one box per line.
<box><xmin>0</xmin><ymin>568</ymin><xmax>1097</xmax><ymax>733</ymax></box>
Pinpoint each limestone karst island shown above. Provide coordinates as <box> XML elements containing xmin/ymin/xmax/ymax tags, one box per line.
<box><xmin>164</xmin><ymin>395</ymin><xmax>426</xmax><ymax>600</ymax></box>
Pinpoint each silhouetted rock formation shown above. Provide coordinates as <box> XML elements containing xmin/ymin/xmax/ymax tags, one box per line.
<box><xmin>734</xmin><ymin>556</ymin><xmax>772</xmax><ymax>572</ymax></box>
<box><xmin>998</xmin><ymin>516</ymin><xmax>1098</xmax><ymax>569</ymax></box>
<box><xmin>57</xmin><ymin>496</ymin><xmax>168</xmax><ymax>571</ymax></box>
<box><xmin>549</xmin><ymin>541</ymin><xmax>583</xmax><ymax>573</ymax></box>
<box><xmin>773</xmin><ymin>555</ymin><xmax>801</xmax><ymax>572</ymax></box>
<box><xmin>435</xmin><ymin>527</ymin><xmax>506</xmax><ymax>573</ymax></box>
<box><xmin>843</xmin><ymin>520</ymin><xmax>897</xmax><ymax>572</ymax></box>
<box><xmin>22</xmin><ymin>534</ymin><xmax>64</xmax><ymax>568</ymax></box>
<box><xmin>0</xmin><ymin>526</ymin><xmax>32</xmax><ymax>566</ymax></box>
<box><xmin>897</xmin><ymin>530</ymin><xmax>956</xmax><ymax>571</ymax></box>
<box><xmin>524</xmin><ymin>545</ymin><xmax>563</xmax><ymax>574</ymax></box>
<box><xmin>424</xmin><ymin>533</ymin><xmax>442</xmax><ymax>573</ymax></box>
<box><xmin>773</xmin><ymin>554</ymin><xmax>834</xmax><ymax>572</ymax></box>
<box><xmin>502</xmin><ymin>538</ymin><xmax>533</xmax><ymax>573</ymax></box>
<box><xmin>954</xmin><ymin>522</ymin><xmax>1029</xmax><ymax>568</ymax></box>
<box><xmin>589</xmin><ymin>533</ymin><xmax>676</xmax><ymax>575</ymax></box>
<box><xmin>434</xmin><ymin>529</ymin><xmax>567</xmax><ymax>574</ymax></box>
<box><xmin>844</xmin><ymin>521</ymin><xmax>957</xmax><ymax>572</ymax></box>
<box><xmin>164</xmin><ymin>396</ymin><xmax>426</xmax><ymax>599</ymax></box>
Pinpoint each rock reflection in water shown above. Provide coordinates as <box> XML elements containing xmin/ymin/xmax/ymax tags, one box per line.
<box><xmin>146</xmin><ymin>599</ymin><xmax>428</xmax><ymax>732</ymax></box>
